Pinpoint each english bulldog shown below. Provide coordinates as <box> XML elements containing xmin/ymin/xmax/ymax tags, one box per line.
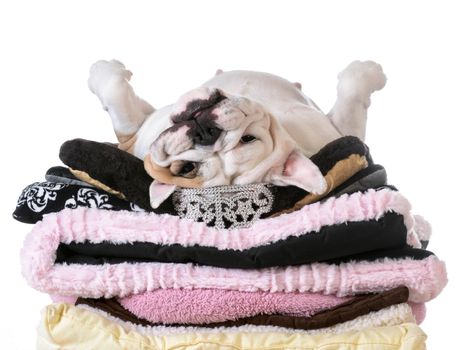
<box><xmin>88</xmin><ymin>60</ymin><xmax>386</xmax><ymax>208</ymax></box>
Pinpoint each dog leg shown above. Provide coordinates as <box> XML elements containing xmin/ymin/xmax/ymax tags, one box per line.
<box><xmin>327</xmin><ymin>61</ymin><xmax>386</xmax><ymax>141</ymax></box>
<box><xmin>88</xmin><ymin>60</ymin><xmax>155</xmax><ymax>147</ymax></box>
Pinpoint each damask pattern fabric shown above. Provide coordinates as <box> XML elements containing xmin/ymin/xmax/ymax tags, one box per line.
<box><xmin>13</xmin><ymin>181</ymin><xmax>144</xmax><ymax>224</ymax></box>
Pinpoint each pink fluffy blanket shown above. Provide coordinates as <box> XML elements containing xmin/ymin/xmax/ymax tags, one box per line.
<box><xmin>21</xmin><ymin>187</ymin><xmax>444</xmax><ymax>301</ymax></box>
<box><xmin>22</xmin><ymin>244</ymin><xmax>446</xmax><ymax>301</ymax></box>
<box><xmin>23</xmin><ymin>188</ymin><xmax>420</xmax><ymax>250</ymax></box>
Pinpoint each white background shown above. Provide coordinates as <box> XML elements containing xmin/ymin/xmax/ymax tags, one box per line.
<box><xmin>0</xmin><ymin>1</ymin><xmax>462</xmax><ymax>348</ymax></box>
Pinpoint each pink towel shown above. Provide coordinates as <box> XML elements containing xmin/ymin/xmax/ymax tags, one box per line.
<box><xmin>118</xmin><ymin>289</ymin><xmax>352</xmax><ymax>324</ymax></box>
<box><xmin>50</xmin><ymin>293</ymin><xmax>426</xmax><ymax>325</ymax></box>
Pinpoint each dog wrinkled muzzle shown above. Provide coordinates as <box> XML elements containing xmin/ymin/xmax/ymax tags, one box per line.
<box><xmin>150</xmin><ymin>88</ymin><xmax>229</xmax><ymax>164</ymax></box>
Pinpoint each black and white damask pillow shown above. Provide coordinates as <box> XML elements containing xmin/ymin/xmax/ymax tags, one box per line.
<box><xmin>13</xmin><ymin>182</ymin><xmax>144</xmax><ymax>224</ymax></box>
<box><xmin>16</xmin><ymin>182</ymin><xmax>68</xmax><ymax>213</ymax></box>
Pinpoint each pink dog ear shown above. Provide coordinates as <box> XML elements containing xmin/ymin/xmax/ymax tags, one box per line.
<box><xmin>149</xmin><ymin>181</ymin><xmax>177</xmax><ymax>209</ymax></box>
<box><xmin>269</xmin><ymin>150</ymin><xmax>327</xmax><ymax>194</ymax></box>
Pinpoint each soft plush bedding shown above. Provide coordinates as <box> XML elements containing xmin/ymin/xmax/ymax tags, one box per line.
<box><xmin>76</xmin><ymin>286</ymin><xmax>408</xmax><ymax>329</ymax></box>
<box><xmin>22</xmin><ymin>226</ymin><xmax>446</xmax><ymax>302</ymax></box>
<box><xmin>22</xmin><ymin>188</ymin><xmax>413</xmax><ymax>251</ymax></box>
<box><xmin>24</xmin><ymin>188</ymin><xmax>422</xmax><ymax>268</ymax></box>
<box><xmin>13</xmin><ymin>136</ymin><xmax>388</xmax><ymax>229</ymax></box>
<box><xmin>117</xmin><ymin>288</ymin><xmax>352</xmax><ymax>324</ymax></box>
<box><xmin>59</xmin><ymin>136</ymin><xmax>376</xmax><ymax>216</ymax></box>
<box><xmin>56</xmin><ymin>244</ymin><xmax>433</xmax><ymax>269</ymax></box>
<box><xmin>49</xmin><ymin>291</ymin><xmax>426</xmax><ymax>325</ymax></box>
<box><xmin>76</xmin><ymin>303</ymin><xmax>417</xmax><ymax>337</ymax></box>
<box><xmin>13</xmin><ymin>170</ymin><xmax>389</xmax><ymax>228</ymax></box>
<box><xmin>54</xmin><ymin>213</ymin><xmax>409</xmax><ymax>268</ymax></box>
<box><xmin>37</xmin><ymin>303</ymin><xmax>426</xmax><ymax>350</ymax></box>
<box><xmin>115</xmin><ymin>287</ymin><xmax>417</xmax><ymax>326</ymax></box>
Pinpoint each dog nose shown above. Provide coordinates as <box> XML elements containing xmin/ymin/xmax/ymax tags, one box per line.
<box><xmin>185</xmin><ymin>117</ymin><xmax>222</xmax><ymax>146</ymax></box>
<box><xmin>170</xmin><ymin>88</ymin><xmax>227</xmax><ymax>146</ymax></box>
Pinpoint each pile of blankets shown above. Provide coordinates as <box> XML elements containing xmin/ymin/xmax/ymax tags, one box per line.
<box><xmin>13</xmin><ymin>136</ymin><xmax>447</xmax><ymax>349</ymax></box>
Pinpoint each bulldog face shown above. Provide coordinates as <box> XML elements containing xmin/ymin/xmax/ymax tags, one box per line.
<box><xmin>144</xmin><ymin>87</ymin><xmax>327</xmax><ymax>208</ymax></box>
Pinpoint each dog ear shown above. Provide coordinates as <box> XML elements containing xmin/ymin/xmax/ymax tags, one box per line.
<box><xmin>268</xmin><ymin>150</ymin><xmax>327</xmax><ymax>194</ymax></box>
<box><xmin>149</xmin><ymin>180</ymin><xmax>177</xmax><ymax>209</ymax></box>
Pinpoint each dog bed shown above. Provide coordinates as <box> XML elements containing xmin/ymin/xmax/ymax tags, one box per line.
<box><xmin>59</xmin><ymin>136</ymin><xmax>377</xmax><ymax>221</ymax></box>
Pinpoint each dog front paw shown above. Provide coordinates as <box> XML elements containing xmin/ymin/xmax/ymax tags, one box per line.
<box><xmin>88</xmin><ymin>59</ymin><xmax>132</xmax><ymax>95</ymax></box>
<box><xmin>337</xmin><ymin>60</ymin><xmax>387</xmax><ymax>103</ymax></box>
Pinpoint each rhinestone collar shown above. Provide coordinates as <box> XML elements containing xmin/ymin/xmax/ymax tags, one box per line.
<box><xmin>172</xmin><ymin>184</ymin><xmax>274</xmax><ymax>229</ymax></box>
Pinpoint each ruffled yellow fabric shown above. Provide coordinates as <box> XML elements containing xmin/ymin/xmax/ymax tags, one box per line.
<box><xmin>38</xmin><ymin>303</ymin><xmax>427</xmax><ymax>350</ymax></box>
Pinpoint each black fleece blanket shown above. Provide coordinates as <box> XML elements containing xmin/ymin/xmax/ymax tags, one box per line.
<box><xmin>55</xmin><ymin>212</ymin><xmax>411</xmax><ymax>268</ymax></box>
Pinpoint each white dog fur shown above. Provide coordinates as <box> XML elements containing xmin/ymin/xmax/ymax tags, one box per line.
<box><xmin>88</xmin><ymin>60</ymin><xmax>386</xmax><ymax>208</ymax></box>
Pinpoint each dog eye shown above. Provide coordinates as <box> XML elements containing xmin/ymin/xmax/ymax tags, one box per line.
<box><xmin>178</xmin><ymin>162</ymin><xmax>196</xmax><ymax>176</ymax></box>
<box><xmin>240</xmin><ymin>135</ymin><xmax>256</xmax><ymax>144</ymax></box>
<box><xmin>170</xmin><ymin>160</ymin><xmax>199</xmax><ymax>178</ymax></box>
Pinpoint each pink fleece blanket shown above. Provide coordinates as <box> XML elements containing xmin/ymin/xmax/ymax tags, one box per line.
<box><xmin>22</xmin><ymin>239</ymin><xmax>446</xmax><ymax>302</ymax></box>
<box><xmin>24</xmin><ymin>188</ymin><xmax>420</xmax><ymax>250</ymax></box>
<box><xmin>118</xmin><ymin>289</ymin><xmax>352</xmax><ymax>324</ymax></box>
<box><xmin>49</xmin><ymin>293</ymin><xmax>426</xmax><ymax>325</ymax></box>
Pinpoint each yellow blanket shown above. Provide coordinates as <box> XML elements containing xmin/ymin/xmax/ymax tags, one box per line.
<box><xmin>38</xmin><ymin>303</ymin><xmax>426</xmax><ymax>350</ymax></box>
